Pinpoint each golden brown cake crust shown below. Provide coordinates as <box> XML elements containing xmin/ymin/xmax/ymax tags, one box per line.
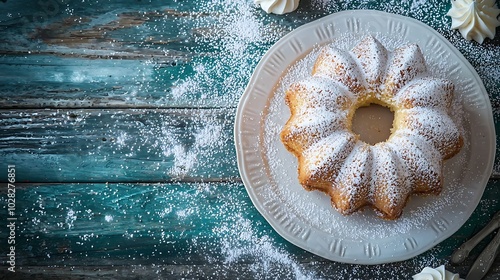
<box><xmin>280</xmin><ymin>35</ymin><xmax>463</xmax><ymax>220</ymax></box>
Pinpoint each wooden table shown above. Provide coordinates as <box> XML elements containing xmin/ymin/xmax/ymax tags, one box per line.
<box><xmin>1</xmin><ymin>0</ymin><xmax>499</xmax><ymax>279</ymax></box>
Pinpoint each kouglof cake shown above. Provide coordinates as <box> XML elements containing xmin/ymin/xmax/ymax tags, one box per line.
<box><xmin>280</xmin><ymin>35</ymin><xmax>463</xmax><ymax>220</ymax></box>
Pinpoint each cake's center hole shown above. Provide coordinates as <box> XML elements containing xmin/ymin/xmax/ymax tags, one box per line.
<box><xmin>351</xmin><ymin>103</ymin><xmax>394</xmax><ymax>145</ymax></box>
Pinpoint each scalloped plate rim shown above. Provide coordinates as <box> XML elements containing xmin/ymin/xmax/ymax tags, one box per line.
<box><xmin>234</xmin><ymin>10</ymin><xmax>496</xmax><ymax>264</ymax></box>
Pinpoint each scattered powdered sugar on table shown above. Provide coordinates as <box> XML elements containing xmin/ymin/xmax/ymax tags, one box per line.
<box><xmin>193</xmin><ymin>183</ymin><xmax>319</xmax><ymax>279</ymax></box>
<box><xmin>170</xmin><ymin>0</ymin><xmax>291</xmax><ymax>107</ymax></box>
<box><xmin>199</xmin><ymin>182</ymin><xmax>451</xmax><ymax>279</ymax></box>
<box><xmin>214</xmin><ymin>214</ymin><xmax>317</xmax><ymax>279</ymax></box>
<box><xmin>163</xmin><ymin>0</ymin><xmax>497</xmax><ymax>276</ymax></box>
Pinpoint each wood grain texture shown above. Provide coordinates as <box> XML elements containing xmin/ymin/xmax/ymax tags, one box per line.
<box><xmin>0</xmin><ymin>55</ymin><xmax>193</xmax><ymax>108</ymax></box>
<box><xmin>0</xmin><ymin>0</ymin><xmax>499</xmax><ymax>279</ymax></box>
<box><xmin>3</xmin><ymin>263</ymin><xmax>499</xmax><ymax>280</ymax></box>
<box><xmin>1</xmin><ymin>107</ymin><xmax>499</xmax><ymax>183</ymax></box>
<box><xmin>0</xmin><ymin>181</ymin><xmax>498</xmax><ymax>279</ymax></box>
<box><xmin>0</xmin><ymin>0</ymin><xmax>285</xmax><ymax>109</ymax></box>
<box><xmin>0</xmin><ymin>108</ymin><xmax>238</xmax><ymax>182</ymax></box>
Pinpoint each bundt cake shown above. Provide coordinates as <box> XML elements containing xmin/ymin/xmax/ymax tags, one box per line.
<box><xmin>280</xmin><ymin>35</ymin><xmax>463</xmax><ymax>220</ymax></box>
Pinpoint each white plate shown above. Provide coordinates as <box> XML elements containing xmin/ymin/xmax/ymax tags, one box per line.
<box><xmin>234</xmin><ymin>10</ymin><xmax>495</xmax><ymax>264</ymax></box>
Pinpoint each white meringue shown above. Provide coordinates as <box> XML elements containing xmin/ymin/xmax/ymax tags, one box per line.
<box><xmin>254</xmin><ymin>0</ymin><xmax>299</xmax><ymax>15</ymax></box>
<box><xmin>412</xmin><ymin>265</ymin><xmax>463</xmax><ymax>280</ymax></box>
<box><xmin>446</xmin><ymin>0</ymin><xmax>500</xmax><ymax>43</ymax></box>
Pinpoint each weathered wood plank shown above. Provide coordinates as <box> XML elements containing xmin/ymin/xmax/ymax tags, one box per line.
<box><xmin>0</xmin><ymin>181</ymin><xmax>498</xmax><ymax>279</ymax></box>
<box><xmin>0</xmin><ymin>53</ymin><xmax>261</xmax><ymax>109</ymax></box>
<box><xmin>3</xmin><ymin>262</ymin><xmax>499</xmax><ymax>280</ymax></box>
<box><xmin>0</xmin><ymin>55</ymin><xmax>197</xmax><ymax>108</ymax></box>
<box><xmin>0</xmin><ymin>0</ymin><xmax>498</xmax><ymax>110</ymax></box>
<box><xmin>0</xmin><ymin>1</ymin><xmax>205</xmax><ymax>53</ymax></box>
<box><xmin>0</xmin><ymin>1</ymin><xmax>279</xmax><ymax>108</ymax></box>
<box><xmin>0</xmin><ymin>108</ymin><xmax>238</xmax><ymax>182</ymax></box>
<box><xmin>1</xmin><ymin>107</ymin><xmax>500</xmax><ymax>183</ymax></box>
<box><xmin>0</xmin><ymin>182</ymin><xmax>296</xmax><ymax>266</ymax></box>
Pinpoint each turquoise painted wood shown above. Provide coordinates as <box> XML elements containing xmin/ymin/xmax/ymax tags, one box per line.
<box><xmin>1</xmin><ymin>0</ymin><xmax>498</xmax><ymax>110</ymax></box>
<box><xmin>0</xmin><ymin>181</ymin><xmax>498</xmax><ymax>279</ymax></box>
<box><xmin>0</xmin><ymin>109</ymin><xmax>238</xmax><ymax>182</ymax></box>
<box><xmin>0</xmin><ymin>109</ymin><xmax>499</xmax><ymax>183</ymax></box>
<box><xmin>0</xmin><ymin>0</ymin><xmax>499</xmax><ymax>279</ymax></box>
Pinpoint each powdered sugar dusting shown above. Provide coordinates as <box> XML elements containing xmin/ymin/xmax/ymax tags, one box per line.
<box><xmin>171</xmin><ymin>0</ymin><xmax>292</xmax><ymax>107</ymax></box>
<box><xmin>399</xmin><ymin>107</ymin><xmax>464</xmax><ymax>158</ymax></box>
<box><xmin>201</xmin><ymin>0</ymin><xmax>494</xmax><ymax>272</ymax></box>
<box><xmin>215</xmin><ymin>214</ymin><xmax>317</xmax><ymax>280</ymax></box>
<box><xmin>279</xmin><ymin>35</ymin><xmax>465</xmax><ymax>220</ymax></box>
<box><xmin>303</xmin><ymin>131</ymin><xmax>354</xmax><ymax>175</ymax></box>
<box><xmin>262</xmin><ymin>33</ymin><xmax>471</xmax><ymax>239</ymax></box>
